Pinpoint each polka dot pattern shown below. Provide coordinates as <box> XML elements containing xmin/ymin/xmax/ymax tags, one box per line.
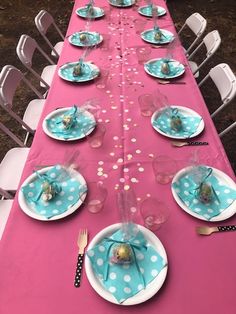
<box><xmin>172</xmin><ymin>166</ymin><xmax>236</xmax><ymax>220</ymax></box>
<box><xmin>22</xmin><ymin>165</ymin><xmax>87</xmax><ymax>219</ymax></box>
<box><xmin>87</xmin><ymin>228</ymin><xmax>167</xmax><ymax>303</ymax></box>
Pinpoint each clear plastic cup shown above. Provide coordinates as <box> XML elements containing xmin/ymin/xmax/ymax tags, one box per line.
<box><xmin>87</xmin><ymin>123</ymin><xmax>106</xmax><ymax>148</ymax></box>
<box><xmin>138</xmin><ymin>93</ymin><xmax>156</xmax><ymax>117</ymax></box>
<box><xmin>86</xmin><ymin>182</ymin><xmax>108</xmax><ymax>213</ymax></box>
<box><xmin>140</xmin><ymin>198</ymin><xmax>170</xmax><ymax>231</ymax></box>
<box><xmin>152</xmin><ymin>155</ymin><xmax>177</xmax><ymax>184</ymax></box>
<box><xmin>136</xmin><ymin>46</ymin><xmax>152</xmax><ymax>64</ymax></box>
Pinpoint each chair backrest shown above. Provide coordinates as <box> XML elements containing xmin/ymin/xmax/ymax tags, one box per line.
<box><xmin>35</xmin><ymin>10</ymin><xmax>64</xmax><ymax>58</ymax></box>
<box><xmin>178</xmin><ymin>12</ymin><xmax>207</xmax><ymax>54</ymax></box>
<box><xmin>219</xmin><ymin>121</ymin><xmax>236</xmax><ymax>138</ymax></box>
<box><xmin>199</xmin><ymin>63</ymin><xmax>236</xmax><ymax>118</ymax></box>
<box><xmin>0</xmin><ymin>65</ymin><xmax>44</xmax><ymax>134</ymax></box>
<box><xmin>16</xmin><ymin>34</ymin><xmax>55</xmax><ymax>88</ymax></box>
<box><xmin>188</xmin><ymin>30</ymin><xmax>221</xmax><ymax>74</ymax></box>
<box><xmin>0</xmin><ymin>188</ymin><xmax>13</xmax><ymax>199</ymax></box>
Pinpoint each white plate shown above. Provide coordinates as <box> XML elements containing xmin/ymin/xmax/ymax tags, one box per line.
<box><xmin>42</xmin><ymin>107</ymin><xmax>96</xmax><ymax>141</ymax></box>
<box><xmin>141</xmin><ymin>29</ymin><xmax>174</xmax><ymax>45</ymax></box>
<box><xmin>151</xmin><ymin>105</ymin><xmax>204</xmax><ymax>139</ymax></box>
<box><xmin>58</xmin><ymin>61</ymin><xmax>100</xmax><ymax>83</ymax></box>
<box><xmin>18</xmin><ymin>167</ymin><xmax>87</xmax><ymax>221</ymax></box>
<box><xmin>172</xmin><ymin>166</ymin><xmax>236</xmax><ymax>221</ymax></box>
<box><xmin>144</xmin><ymin>58</ymin><xmax>185</xmax><ymax>79</ymax></box>
<box><xmin>75</xmin><ymin>6</ymin><xmax>105</xmax><ymax>19</ymax></box>
<box><xmin>85</xmin><ymin>223</ymin><xmax>168</xmax><ymax>305</ymax></box>
<box><xmin>68</xmin><ymin>32</ymin><xmax>103</xmax><ymax>47</ymax></box>
<box><xmin>138</xmin><ymin>5</ymin><xmax>166</xmax><ymax>17</ymax></box>
<box><xmin>109</xmin><ymin>0</ymin><xmax>135</xmax><ymax>7</ymax></box>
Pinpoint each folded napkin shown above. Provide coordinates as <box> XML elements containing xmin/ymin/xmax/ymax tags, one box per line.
<box><xmin>145</xmin><ymin>59</ymin><xmax>183</xmax><ymax>78</ymax></box>
<box><xmin>172</xmin><ymin>166</ymin><xmax>236</xmax><ymax>220</ymax></box>
<box><xmin>140</xmin><ymin>5</ymin><xmax>164</xmax><ymax>17</ymax></box>
<box><xmin>22</xmin><ymin>165</ymin><xmax>87</xmax><ymax>219</ymax></box>
<box><xmin>87</xmin><ymin>227</ymin><xmax>167</xmax><ymax>303</ymax></box>
<box><xmin>46</xmin><ymin>106</ymin><xmax>96</xmax><ymax>140</ymax></box>
<box><xmin>60</xmin><ymin>62</ymin><xmax>99</xmax><ymax>82</ymax></box>
<box><xmin>71</xmin><ymin>32</ymin><xmax>100</xmax><ymax>46</ymax></box>
<box><xmin>153</xmin><ymin>108</ymin><xmax>202</xmax><ymax>138</ymax></box>
<box><xmin>143</xmin><ymin>29</ymin><xmax>173</xmax><ymax>44</ymax></box>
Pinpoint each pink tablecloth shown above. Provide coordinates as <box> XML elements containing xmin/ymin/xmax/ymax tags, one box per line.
<box><xmin>0</xmin><ymin>1</ymin><xmax>235</xmax><ymax>314</ymax></box>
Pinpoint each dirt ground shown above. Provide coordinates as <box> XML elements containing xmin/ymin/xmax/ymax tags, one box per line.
<box><xmin>0</xmin><ymin>0</ymin><xmax>235</xmax><ymax>172</ymax></box>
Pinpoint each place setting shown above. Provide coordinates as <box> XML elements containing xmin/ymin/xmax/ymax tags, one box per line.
<box><xmin>42</xmin><ymin>104</ymin><xmax>97</xmax><ymax>141</ymax></box>
<box><xmin>108</xmin><ymin>0</ymin><xmax>136</xmax><ymax>8</ymax></box>
<box><xmin>76</xmin><ymin>0</ymin><xmax>105</xmax><ymax>19</ymax></box>
<box><xmin>144</xmin><ymin>39</ymin><xmax>185</xmax><ymax>83</ymax></box>
<box><xmin>68</xmin><ymin>31</ymin><xmax>103</xmax><ymax>47</ymax></box>
<box><xmin>58</xmin><ymin>47</ymin><xmax>100</xmax><ymax>83</ymax></box>
<box><xmin>171</xmin><ymin>160</ymin><xmax>236</xmax><ymax>222</ymax></box>
<box><xmin>141</xmin><ymin>3</ymin><xmax>174</xmax><ymax>46</ymax></box>
<box><xmin>138</xmin><ymin>0</ymin><xmax>166</xmax><ymax>18</ymax></box>
<box><xmin>84</xmin><ymin>188</ymin><xmax>168</xmax><ymax>305</ymax></box>
<box><xmin>18</xmin><ymin>153</ymin><xmax>88</xmax><ymax>221</ymax></box>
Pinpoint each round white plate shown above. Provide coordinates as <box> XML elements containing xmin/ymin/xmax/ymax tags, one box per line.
<box><xmin>18</xmin><ymin>167</ymin><xmax>87</xmax><ymax>221</ymax></box>
<box><xmin>58</xmin><ymin>61</ymin><xmax>100</xmax><ymax>83</ymax></box>
<box><xmin>109</xmin><ymin>0</ymin><xmax>135</xmax><ymax>7</ymax></box>
<box><xmin>85</xmin><ymin>223</ymin><xmax>168</xmax><ymax>305</ymax></box>
<box><xmin>144</xmin><ymin>58</ymin><xmax>185</xmax><ymax>79</ymax></box>
<box><xmin>68</xmin><ymin>32</ymin><xmax>103</xmax><ymax>47</ymax></box>
<box><xmin>75</xmin><ymin>6</ymin><xmax>105</xmax><ymax>19</ymax></box>
<box><xmin>138</xmin><ymin>5</ymin><xmax>166</xmax><ymax>17</ymax></box>
<box><xmin>151</xmin><ymin>105</ymin><xmax>204</xmax><ymax>139</ymax></box>
<box><xmin>141</xmin><ymin>29</ymin><xmax>174</xmax><ymax>45</ymax></box>
<box><xmin>172</xmin><ymin>166</ymin><xmax>236</xmax><ymax>221</ymax></box>
<box><xmin>42</xmin><ymin>107</ymin><xmax>96</xmax><ymax>141</ymax></box>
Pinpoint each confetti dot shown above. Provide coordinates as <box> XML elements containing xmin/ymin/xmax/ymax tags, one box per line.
<box><xmin>113</xmin><ymin>136</ymin><xmax>119</xmax><ymax>141</ymax></box>
<box><xmin>136</xmin><ymin>149</ymin><xmax>141</xmax><ymax>154</ymax></box>
<box><xmin>124</xmin><ymin>168</ymin><xmax>129</xmax><ymax>173</ymax></box>
<box><xmin>98</xmin><ymin>161</ymin><xmax>104</xmax><ymax>165</ymax></box>
<box><xmin>113</xmin><ymin>165</ymin><xmax>118</xmax><ymax>170</ymax></box>
<box><xmin>131</xmin><ymin>138</ymin><xmax>136</xmax><ymax>143</ymax></box>
<box><xmin>97</xmin><ymin>172</ymin><xmax>103</xmax><ymax>176</ymax></box>
<box><xmin>138</xmin><ymin>167</ymin><xmax>144</xmax><ymax>172</ymax></box>
<box><xmin>124</xmin><ymin>185</ymin><xmax>130</xmax><ymax>190</ymax></box>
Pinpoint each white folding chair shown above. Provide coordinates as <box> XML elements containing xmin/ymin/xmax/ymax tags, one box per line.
<box><xmin>178</xmin><ymin>12</ymin><xmax>207</xmax><ymax>55</ymax></box>
<box><xmin>199</xmin><ymin>63</ymin><xmax>236</xmax><ymax>118</ymax></box>
<box><xmin>188</xmin><ymin>30</ymin><xmax>221</xmax><ymax>78</ymax></box>
<box><xmin>0</xmin><ymin>65</ymin><xmax>46</xmax><ymax>144</ymax></box>
<box><xmin>0</xmin><ymin>122</ymin><xmax>30</xmax><ymax>193</ymax></box>
<box><xmin>0</xmin><ymin>199</ymin><xmax>14</xmax><ymax>240</ymax></box>
<box><xmin>35</xmin><ymin>10</ymin><xmax>65</xmax><ymax>59</ymax></box>
<box><xmin>219</xmin><ymin>122</ymin><xmax>236</xmax><ymax>138</ymax></box>
<box><xmin>16</xmin><ymin>34</ymin><xmax>57</xmax><ymax>89</ymax></box>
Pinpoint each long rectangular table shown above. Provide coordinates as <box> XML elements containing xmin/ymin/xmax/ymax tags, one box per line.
<box><xmin>0</xmin><ymin>1</ymin><xmax>235</xmax><ymax>313</ymax></box>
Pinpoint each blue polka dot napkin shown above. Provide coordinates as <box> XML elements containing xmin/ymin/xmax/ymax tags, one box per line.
<box><xmin>59</xmin><ymin>62</ymin><xmax>99</xmax><ymax>82</ymax></box>
<box><xmin>46</xmin><ymin>106</ymin><xmax>96</xmax><ymax>140</ymax></box>
<box><xmin>172</xmin><ymin>166</ymin><xmax>236</xmax><ymax>220</ymax></box>
<box><xmin>22</xmin><ymin>165</ymin><xmax>87</xmax><ymax>219</ymax></box>
<box><xmin>145</xmin><ymin>59</ymin><xmax>184</xmax><ymax>79</ymax></box>
<box><xmin>87</xmin><ymin>227</ymin><xmax>167</xmax><ymax>303</ymax></box>
<box><xmin>141</xmin><ymin>29</ymin><xmax>174</xmax><ymax>44</ymax></box>
<box><xmin>152</xmin><ymin>108</ymin><xmax>202</xmax><ymax>138</ymax></box>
